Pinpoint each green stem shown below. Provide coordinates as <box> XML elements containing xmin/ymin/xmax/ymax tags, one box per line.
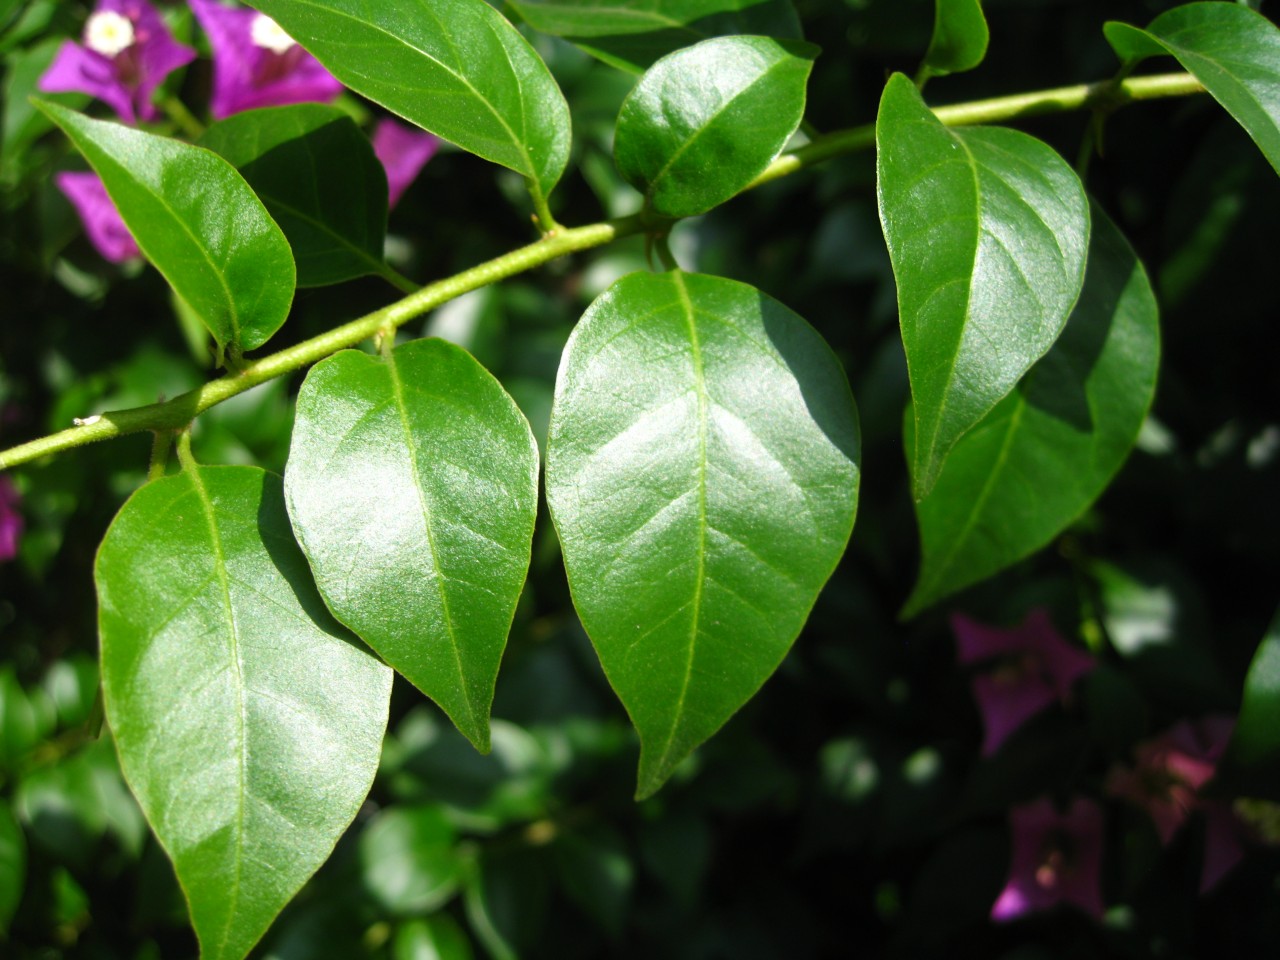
<box><xmin>175</xmin><ymin>430</ymin><xmax>198</xmax><ymax>472</ymax></box>
<box><xmin>376</xmin><ymin>260</ymin><xmax>419</xmax><ymax>295</ymax></box>
<box><xmin>529</xmin><ymin>179</ymin><xmax>561</xmax><ymax>235</ymax></box>
<box><xmin>148</xmin><ymin>430</ymin><xmax>174</xmax><ymax>481</ymax></box>
<box><xmin>1</xmin><ymin>217</ymin><xmax>640</xmax><ymax>470</ymax></box>
<box><xmin>0</xmin><ymin>72</ymin><xmax>1206</xmax><ymax>472</ymax></box>
<box><xmin>746</xmin><ymin>71</ymin><xmax>1204</xmax><ymax>190</ymax></box>
<box><xmin>161</xmin><ymin>95</ymin><xmax>205</xmax><ymax>139</ymax></box>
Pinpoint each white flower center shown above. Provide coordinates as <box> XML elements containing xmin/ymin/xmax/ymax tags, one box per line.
<box><xmin>250</xmin><ymin>14</ymin><xmax>296</xmax><ymax>54</ymax></box>
<box><xmin>84</xmin><ymin>10</ymin><xmax>135</xmax><ymax>57</ymax></box>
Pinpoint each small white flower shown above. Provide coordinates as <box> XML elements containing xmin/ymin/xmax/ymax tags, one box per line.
<box><xmin>250</xmin><ymin>13</ymin><xmax>296</xmax><ymax>54</ymax></box>
<box><xmin>84</xmin><ymin>10</ymin><xmax>135</xmax><ymax>58</ymax></box>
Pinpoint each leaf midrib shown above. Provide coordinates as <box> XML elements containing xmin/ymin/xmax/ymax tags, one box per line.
<box><xmin>281</xmin><ymin>0</ymin><xmax>542</xmax><ymax>187</ymax></box>
<box><xmin>384</xmin><ymin>349</ymin><xmax>479</xmax><ymax>740</ymax></box>
<box><xmin>649</xmin><ymin>271</ymin><xmax>708</xmax><ymax>783</ymax></box>
<box><xmin>95</xmin><ymin>148</ymin><xmax>244</xmax><ymax>347</ymax></box>
<box><xmin>642</xmin><ymin>46</ymin><xmax>790</xmax><ymax>208</ymax></box>
<box><xmin>184</xmin><ymin>467</ymin><xmax>248</xmax><ymax>959</ymax></box>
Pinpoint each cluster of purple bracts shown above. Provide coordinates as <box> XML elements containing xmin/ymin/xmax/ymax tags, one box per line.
<box><xmin>952</xmin><ymin>609</ymin><xmax>1247</xmax><ymax>922</ymax></box>
<box><xmin>39</xmin><ymin>0</ymin><xmax>438</xmax><ymax>263</ymax></box>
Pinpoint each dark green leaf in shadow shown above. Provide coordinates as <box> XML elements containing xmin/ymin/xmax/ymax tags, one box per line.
<box><xmin>920</xmin><ymin>0</ymin><xmax>989</xmax><ymax>80</ymax></box>
<box><xmin>199</xmin><ymin>105</ymin><xmax>389</xmax><ymax>288</ymax></box>
<box><xmin>506</xmin><ymin>0</ymin><xmax>802</xmax><ymax>73</ymax></box>
<box><xmin>245</xmin><ymin>0</ymin><xmax>571</xmax><ymax>205</ymax></box>
<box><xmin>1105</xmin><ymin>2</ymin><xmax>1280</xmax><ymax>176</ymax></box>
<box><xmin>614</xmin><ymin>35</ymin><xmax>817</xmax><ymax>217</ymax></box>
<box><xmin>462</xmin><ymin>846</ymin><xmax>549</xmax><ymax>960</ymax></box>
<box><xmin>902</xmin><ymin>206</ymin><xmax>1158</xmax><ymax>616</ymax></box>
<box><xmin>553</xmin><ymin>824</ymin><xmax>633</xmax><ymax>936</ymax></box>
<box><xmin>0</xmin><ymin>804</ymin><xmax>23</xmax><ymax>935</ymax></box>
<box><xmin>285</xmin><ymin>339</ymin><xmax>540</xmax><ymax>752</ymax></box>
<box><xmin>96</xmin><ymin>466</ymin><xmax>392</xmax><ymax>960</ymax></box>
<box><xmin>1228</xmin><ymin>606</ymin><xmax>1280</xmax><ymax>796</ymax></box>
<box><xmin>875</xmin><ymin>73</ymin><xmax>1090</xmax><ymax>499</ymax></box>
<box><xmin>35</xmin><ymin>100</ymin><xmax>295</xmax><ymax>356</ymax></box>
<box><xmin>545</xmin><ymin>270</ymin><xmax>859</xmax><ymax>798</ymax></box>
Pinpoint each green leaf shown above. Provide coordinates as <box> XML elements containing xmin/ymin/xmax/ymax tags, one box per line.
<box><xmin>920</xmin><ymin>0</ymin><xmax>989</xmax><ymax>79</ymax></box>
<box><xmin>245</xmin><ymin>0</ymin><xmax>571</xmax><ymax>204</ymax></box>
<box><xmin>34</xmin><ymin>100</ymin><xmax>295</xmax><ymax>356</ymax></box>
<box><xmin>15</xmin><ymin>737</ymin><xmax>146</xmax><ymax>867</ymax></box>
<box><xmin>96</xmin><ymin>465</ymin><xmax>392</xmax><ymax>960</ymax></box>
<box><xmin>1229</xmin><ymin>606</ymin><xmax>1280</xmax><ymax>786</ymax></box>
<box><xmin>0</xmin><ymin>804</ymin><xmax>23</xmax><ymax>935</ymax></box>
<box><xmin>901</xmin><ymin>205</ymin><xmax>1159</xmax><ymax>616</ymax></box>
<box><xmin>506</xmin><ymin>0</ymin><xmax>802</xmax><ymax>73</ymax></box>
<box><xmin>360</xmin><ymin>805</ymin><xmax>461</xmax><ymax>915</ymax></box>
<box><xmin>614</xmin><ymin>35</ymin><xmax>817</xmax><ymax>218</ymax></box>
<box><xmin>545</xmin><ymin>270</ymin><xmax>859</xmax><ymax>798</ymax></box>
<box><xmin>285</xmin><ymin>339</ymin><xmax>539</xmax><ymax>752</ymax></box>
<box><xmin>553</xmin><ymin>825</ymin><xmax>633</xmax><ymax>936</ymax></box>
<box><xmin>393</xmin><ymin>915</ymin><xmax>475</xmax><ymax>960</ymax></box>
<box><xmin>875</xmin><ymin>72</ymin><xmax>1090</xmax><ymax>499</ymax></box>
<box><xmin>199</xmin><ymin>105</ymin><xmax>389</xmax><ymax>288</ymax></box>
<box><xmin>1105</xmin><ymin>2</ymin><xmax>1280</xmax><ymax>176</ymax></box>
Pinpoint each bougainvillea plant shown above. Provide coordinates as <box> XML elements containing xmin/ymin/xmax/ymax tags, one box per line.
<box><xmin>1</xmin><ymin>0</ymin><xmax>1278</xmax><ymax>957</ymax></box>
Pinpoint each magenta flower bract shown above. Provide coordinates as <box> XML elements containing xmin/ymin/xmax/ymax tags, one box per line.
<box><xmin>1</xmin><ymin>476</ymin><xmax>23</xmax><ymax>563</ymax></box>
<box><xmin>55</xmin><ymin>172</ymin><xmax>141</xmax><ymax>263</ymax></box>
<box><xmin>372</xmin><ymin>118</ymin><xmax>440</xmax><ymax>209</ymax></box>
<box><xmin>1106</xmin><ymin>715</ymin><xmax>1243</xmax><ymax>891</ymax></box>
<box><xmin>38</xmin><ymin>0</ymin><xmax>196</xmax><ymax>124</ymax></box>
<box><xmin>952</xmin><ymin>608</ymin><xmax>1096</xmax><ymax>755</ymax></box>
<box><xmin>992</xmin><ymin>796</ymin><xmax>1105</xmax><ymax>922</ymax></box>
<box><xmin>188</xmin><ymin>0</ymin><xmax>343</xmax><ymax>119</ymax></box>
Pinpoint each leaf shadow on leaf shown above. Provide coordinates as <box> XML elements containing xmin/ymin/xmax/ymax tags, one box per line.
<box><xmin>1019</xmin><ymin>272</ymin><xmax>1111</xmax><ymax>434</ymax></box>
<box><xmin>253</xmin><ymin>476</ymin><xmax>378</xmax><ymax>657</ymax></box>
<box><xmin>757</xmin><ymin>291</ymin><xmax>860</xmax><ymax>466</ymax></box>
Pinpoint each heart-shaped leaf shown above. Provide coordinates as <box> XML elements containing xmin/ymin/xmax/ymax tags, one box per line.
<box><xmin>245</xmin><ymin>0</ymin><xmax>571</xmax><ymax>205</ymax></box>
<box><xmin>285</xmin><ymin>339</ymin><xmax>539</xmax><ymax>752</ymax></box>
<box><xmin>199</xmin><ymin>105</ymin><xmax>389</xmax><ymax>288</ymax></box>
<box><xmin>614</xmin><ymin>35</ymin><xmax>817</xmax><ymax>218</ymax></box>
<box><xmin>876</xmin><ymin>72</ymin><xmax>1090</xmax><ymax>499</ymax></box>
<box><xmin>545</xmin><ymin>270</ymin><xmax>859</xmax><ymax>798</ymax></box>
<box><xmin>902</xmin><ymin>204</ymin><xmax>1160</xmax><ymax>617</ymax></box>
<box><xmin>35</xmin><ymin>100</ymin><xmax>295</xmax><ymax>356</ymax></box>
<box><xmin>507</xmin><ymin>0</ymin><xmax>802</xmax><ymax>73</ymax></box>
<box><xmin>921</xmin><ymin>0</ymin><xmax>989</xmax><ymax>79</ymax></box>
<box><xmin>96</xmin><ymin>465</ymin><xmax>392</xmax><ymax>960</ymax></box>
<box><xmin>1105</xmin><ymin>2</ymin><xmax>1280</xmax><ymax>176</ymax></box>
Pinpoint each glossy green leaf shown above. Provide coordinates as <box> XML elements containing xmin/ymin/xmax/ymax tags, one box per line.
<box><xmin>245</xmin><ymin>0</ymin><xmax>571</xmax><ymax>204</ymax></box>
<box><xmin>876</xmin><ymin>72</ymin><xmax>1089</xmax><ymax>499</ymax></box>
<box><xmin>359</xmin><ymin>805</ymin><xmax>461</xmax><ymax>915</ymax></box>
<box><xmin>921</xmin><ymin>0</ymin><xmax>988</xmax><ymax>79</ymax></box>
<box><xmin>285</xmin><ymin>339</ymin><xmax>539</xmax><ymax>752</ymax></box>
<box><xmin>199</xmin><ymin>105</ymin><xmax>389</xmax><ymax>288</ymax></box>
<box><xmin>96</xmin><ymin>465</ymin><xmax>392</xmax><ymax>960</ymax></box>
<box><xmin>614</xmin><ymin>35</ymin><xmax>817</xmax><ymax>217</ymax></box>
<box><xmin>394</xmin><ymin>915</ymin><xmax>475</xmax><ymax>960</ymax></box>
<box><xmin>545</xmin><ymin>270</ymin><xmax>860</xmax><ymax>798</ymax></box>
<box><xmin>35</xmin><ymin>101</ymin><xmax>295</xmax><ymax>356</ymax></box>
<box><xmin>0</xmin><ymin>804</ymin><xmax>23</xmax><ymax>935</ymax></box>
<box><xmin>1230</xmin><ymin>606</ymin><xmax>1280</xmax><ymax>778</ymax></box>
<box><xmin>506</xmin><ymin>0</ymin><xmax>802</xmax><ymax>73</ymax></box>
<box><xmin>901</xmin><ymin>205</ymin><xmax>1159</xmax><ymax>616</ymax></box>
<box><xmin>1105</xmin><ymin>2</ymin><xmax>1280</xmax><ymax>176</ymax></box>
